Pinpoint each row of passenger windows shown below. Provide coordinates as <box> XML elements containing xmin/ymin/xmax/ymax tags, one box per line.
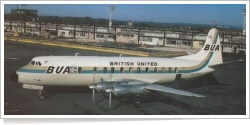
<box><xmin>90</xmin><ymin>67</ymin><xmax>178</xmax><ymax>73</ymax></box>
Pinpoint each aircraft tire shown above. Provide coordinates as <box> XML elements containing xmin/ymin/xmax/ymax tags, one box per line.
<box><xmin>39</xmin><ymin>95</ymin><xmax>45</xmax><ymax>100</ymax></box>
<box><xmin>38</xmin><ymin>91</ymin><xmax>49</xmax><ymax>100</ymax></box>
<box><xmin>38</xmin><ymin>91</ymin><xmax>42</xmax><ymax>96</ymax></box>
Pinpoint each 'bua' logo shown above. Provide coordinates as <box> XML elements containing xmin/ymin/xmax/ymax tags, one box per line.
<box><xmin>204</xmin><ymin>44</ymin><xmax>220</xmax><ymax>51</ymax></box>
<box><xmin>46</xmin><ymin>66</ymin><xmax>78</xmax><ymax>74</ymax></box>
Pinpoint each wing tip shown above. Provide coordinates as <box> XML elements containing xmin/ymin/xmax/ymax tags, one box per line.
<box><xmin>192</xmin><ymin>95</ymin><xmax>206</xmax><ymax>98</ymax></box>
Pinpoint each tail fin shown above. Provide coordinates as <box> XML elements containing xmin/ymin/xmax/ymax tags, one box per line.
<box><xmin>176</xmin><ymin>28</ymin><xmax>223</xmax><ymax>64</ymax></box>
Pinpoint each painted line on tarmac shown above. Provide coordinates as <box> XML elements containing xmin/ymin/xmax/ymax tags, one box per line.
<box><xmin>7</xmin><ymin>38</ymin><xmax>149</xmax><ymax>57</ymax></box>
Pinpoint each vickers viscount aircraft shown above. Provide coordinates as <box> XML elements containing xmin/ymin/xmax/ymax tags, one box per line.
<box><xmin>10</xmin><ymin>28</ymin><xmax>239</xmax><ymax>107</ymax></box>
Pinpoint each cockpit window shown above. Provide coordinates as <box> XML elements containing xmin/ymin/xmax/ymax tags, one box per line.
<box><xmin>30</xmin><ymin>61</ymin><xmax>35</xmax><ymax>65</ymax></box>
<box><xmin>38</xmin><ymin>61</ymin><xmax>42</xmax><ymax>66</ymax></box>
<box><xmin>30</xmin><ymin>60</ymin><xmax>42</xmax><ymax>66</ymax></box>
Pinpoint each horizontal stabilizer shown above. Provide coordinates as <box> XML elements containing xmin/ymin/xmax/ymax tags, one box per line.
<box><xmin>145</xmin><ymin>84</ymin><xmax>205</xmax><ymax>97</ymax></box>
<box><xmin>185</xmin><ymin>51</ymin><xmax>196</xmax><ymax>55</ymax></box>
<box><xmin>209</xmin><ymin>59</ymin><xmax>244</xmax><ymax>69</ymax></box>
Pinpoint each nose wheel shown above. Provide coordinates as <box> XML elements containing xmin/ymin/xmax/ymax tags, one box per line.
<box><xmin>38</xmin><ymin>90</ymin><xmax>49</xmax><ymax>100</ymax></box>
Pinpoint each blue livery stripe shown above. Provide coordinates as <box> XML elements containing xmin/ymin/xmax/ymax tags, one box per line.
<box><xmin>18</xmin><ymin>68</ymin><xmax>46</xmax><ymax>73</ymax></box>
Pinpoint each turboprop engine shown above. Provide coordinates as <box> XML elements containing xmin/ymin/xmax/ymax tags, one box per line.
<box><xmin>93</xmin><ymin>81</ymin><xmax>150</xmax><ymax>96</ymax></box>
<box><xmin>111</xmin><ymin>84</ymin><xmax>150</xmax><ymax>97</ymax></box>
<box><xmin>89</xmin><ymin>81</ymin><xmax>151</xmax><ymax>108</ymax></box>
<box><xmin>95</xmin><ymin>81</ymin><xmax>126</xmax><ymax>92</ymax></box>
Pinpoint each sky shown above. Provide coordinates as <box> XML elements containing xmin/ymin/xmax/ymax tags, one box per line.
<box><xmin>3</xmin><ymin>2</ymin><xmax>247</xmax><ymax>27</ymax></box>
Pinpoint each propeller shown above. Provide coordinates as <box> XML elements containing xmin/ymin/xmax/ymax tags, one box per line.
<box><xmin>89</xmin><ymin>75</ymin><xmax>104</xmax><ymax>104</ymax></box>
<box><xmin>105</xmin><ymin>87</ymin><xmax>114</xmax><ymax>109</ymax></box>
<box><xmin>89</xmin><ymin>85</ymin><xmax>96</xmax><ymax>103</ymax></box>
<box><xmin>90</xmin><ymin>72</ymin><xmax>96</xmax><ymax>103</ymax></box>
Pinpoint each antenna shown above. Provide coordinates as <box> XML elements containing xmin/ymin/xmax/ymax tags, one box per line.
<box><xmin>75</xmin><ymin>53</ymin><xmax>81</xmax><ymax>56</ymax></box>
<box><xmin>108</xmin><ymin>6</ymin><xmax>115</xmax><ymax>27</ymax></box>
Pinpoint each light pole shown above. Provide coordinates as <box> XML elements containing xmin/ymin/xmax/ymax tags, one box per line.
<box><xmin>242</xmin><ymin>9</ymin><xmax>246</xmax><ymax>35</ymax></box>
<box><xmin>107</xmin><ymin>6</ymin><xmax>115</xmax><ymax>42</ymax></box>
<box><xmin>108</xmin><ymin>6</ymin><xmax>115</xmax><ymax>27</ymax></box>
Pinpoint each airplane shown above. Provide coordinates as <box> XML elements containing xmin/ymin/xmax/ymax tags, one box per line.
<box><xmin>10</xmin><ymin>28</ymin><xmax>241</xmax><ymax>108</ymax></box>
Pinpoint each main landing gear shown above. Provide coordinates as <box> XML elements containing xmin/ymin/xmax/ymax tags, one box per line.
<box><xmin>37</xmin><ymin>90</ymin><xmax>49</xmax><ymax>100</ymax></box>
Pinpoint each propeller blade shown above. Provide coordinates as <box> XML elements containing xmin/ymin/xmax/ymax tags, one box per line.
<box><xmin>106</xmin><ymin>92</ymin><xmax>111</xmax><ymax>109</ymax></box>
<box><xmin>89</xmin><ymin>85</ymin><xmax>96</xmax><ymax>103</ymax></box>
<box><xmin>106</xmin><ymin>89</ymin><xmax>113</xmax><ymax>109</ymax></box>
<box><xmin>92</xmin><ymin>89</ymin><xmax>95</xmax><ymax>103</ymax></box>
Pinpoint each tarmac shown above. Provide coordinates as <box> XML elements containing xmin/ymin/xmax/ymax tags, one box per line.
<box><xmin>3</xmin><ymin>40</ymin><xmax>246</xmax><ymax>116</ymax></box>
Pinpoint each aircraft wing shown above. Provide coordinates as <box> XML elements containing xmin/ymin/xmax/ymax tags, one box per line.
<box><xmin>111</xmin><ymin>77</ymin><xmax>159</xmax><ymax>84</ymax></box>
<box><xmin>145</xmin><ymin>84</ymin><xmax>205</xmax><ymax>97</ymax></box>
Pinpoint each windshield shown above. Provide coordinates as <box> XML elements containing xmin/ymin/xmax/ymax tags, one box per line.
<box><xmin>29</xmin><ymin>60</ymin><xmax>42</xmax><ymax>66</ymax></box>
<box><xmin>30</xmin><ymin>61</ymin><xmax>35</xmax><ymax>65</ymax></box>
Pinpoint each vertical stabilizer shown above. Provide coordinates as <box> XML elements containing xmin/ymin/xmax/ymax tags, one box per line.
<box><xmin>175</xmin><ymin>28</ymin><xmax>223</xmax><ymax>64</ymax></box>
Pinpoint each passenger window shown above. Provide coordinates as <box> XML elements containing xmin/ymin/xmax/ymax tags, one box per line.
<box><xmin>111</xmin><ymin>67</ymin><xmax>115</xmax><ymax>73</ymax></box>
<box><xmin>162</xmin><ymin>67</ymin><xmax>165</xmax><ymax>73</ymax></box>
<box><xmin>120</xmin><ymin>67</ymin><xmax>124</xmax><ymax>73</ymax></box>
<box><xmin>154</xmin><ymin>67</ymin><xmax>158</xmax><ymax>73</ymax></box>
<box><xmin>145</xmin><ymin>67</ymin><xmax>149</xmax><ymax>73</ymax></box>
<box><xmin>168</xmin><ymin>67</ymin><xmax>172</xmax><ymax>73</ymax></box>
<box><xmin>93</xmin><ymin>67</ymin><xmax>97</xmax><ymax>73</ymax></box>
<box><xmin>129</xmin><ymin>67</ymin><xmax>133</xmax><ymax>73</ymax></box>
<box><xmin>103</xmin><ymin>67</ymin><xmax>107</xmax><ymax>73</ymax></box>
<box><xmin>175</xmin><ymin>67</ymin><xmax>178</xmax><ymax>73</ymax></box>
<box><xmin>31</xmin><ymin>61</ymin><xmax>35</xmax><ymax>65</ymax></box>
<box><xmin>137</xmin><ymin>67</ymin><xmax>141</xmax><ymax>73</ymax></box>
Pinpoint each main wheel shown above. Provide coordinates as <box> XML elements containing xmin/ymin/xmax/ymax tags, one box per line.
<box><xmin>38</xmin><ymin>91</ymin><xmax>49</xmax><ymax>100</ymax></box>
<box><xmin>38</xmin><ymin>91</ymin><xmax>42</xmax><ymax>96</ymax></box>
<box><xmin>39</xmin><ymin>95</ymin><xmax>45</xmax><ymax>100</ymax></box>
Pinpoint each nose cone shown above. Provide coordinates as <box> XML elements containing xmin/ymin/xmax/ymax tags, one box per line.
<box><xmin>10</xmin><ymin>72</ymin><xmax>18</xmax><ymax>83</ymax></box>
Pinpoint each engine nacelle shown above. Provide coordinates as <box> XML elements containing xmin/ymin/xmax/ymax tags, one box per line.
<box><xmin>95</xmin><ymin>81</ymin><xmax>128</xmax><ymax>92</ymax></box>
<box><xmin>112</xmin><ymin>84</ymin><xmax>150</xmax><ymax>97</ymax></box>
